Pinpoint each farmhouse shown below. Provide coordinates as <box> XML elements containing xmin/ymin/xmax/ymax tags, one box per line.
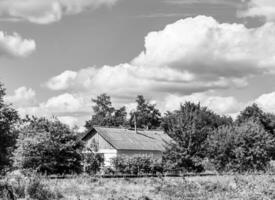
<box><xmin>82</xmin><ymin>127</ymin><xmax>172</xmax><ymax>166</ymax></box>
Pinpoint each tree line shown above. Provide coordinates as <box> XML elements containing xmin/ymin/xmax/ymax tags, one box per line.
<box><xmin>1</xmin><ymin>82</ymin><xmax>275</xmax><ymax>175</ymax></box>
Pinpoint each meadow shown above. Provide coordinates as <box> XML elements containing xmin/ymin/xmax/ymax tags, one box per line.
<box><xmin>42</xmin><ymin>175</ymin><xmax>275</xmax><ymax>200</ymax></box>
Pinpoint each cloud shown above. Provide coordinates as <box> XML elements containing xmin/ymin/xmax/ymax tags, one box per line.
<box><xmin>58</xmin><ymin>116</ymin><xmax>78</xmax><ymax>128</ymax></box>
<box><xmin>162</xmin><ymin>93</ymin><xmax>243</xmax><ymax>116</ymax></box>
<box><xmin>0</xmin><ymin>31</ymin><xmax>36</xmax><ymax>57</ymax></box>
<box><xmin>255</xmin><ymin>91</ymin><xmax>275</xmax><ymax>113</ymax></box>
<box><xmin>45</xmin><ymin>70</ymin><xmax>77</xmax><ymax>90</ymax></box>
<box><xmin>16</xmin><ymin>92</ymin><xmax>91</xmax><ymax>128</ymax></box>
<box><xmin>166</xmin><ymin>0</ymin><xmax>240</xmax><ymax>7</ymax></box>
<box><xmin>0</xmin><ymin>0</ymin><xmax>118</xmax><ymax>24</ymax></box>
<box><xmin>5</xmin><ymin>86</ymin><xmax>36</xmax><ymax>107</ymax></box>
<box><xmin>41</xmin><ymin>93</ymin><xmax>87</xmax><ymax>113</ymax></box>
<box><xmin>239</xmin><ymin>0</ymin><xmax>275</xmax><ymax>22</ymax></box>
<box><xmin>46</xmin><ymin>16</ymin><xmax>275</xmax><ymax>98</ymax></box>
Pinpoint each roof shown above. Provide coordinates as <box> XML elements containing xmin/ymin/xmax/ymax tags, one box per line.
<box><xmin>82</xmin><ymin>127</ymin><xmax>172</xmax><ymax>151</ymax></box>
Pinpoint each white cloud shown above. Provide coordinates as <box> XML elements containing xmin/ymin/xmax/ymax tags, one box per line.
<box><xmin>5</xmin><ymin>86</ymin><xmax>36</xmax><ymax>107</ymax></box>
<box><xmin>46</xmin><ymin>16</ymin><xmax>275</xmax><ymax>98</ymax></box>
<box><xmin>15</xmin><ymin>93</ymin><xmax>89</xmax><ymax>116</ymax></box>
<box><xmin>255</xmin><ymin>91</ymin><xmax>275</xmax><ymax>113</ymax></box>
<box><xmin>46</xmin><ymin>70</ymin><xmax>77</xmax><ymax>90</ymax></box>
<box><xmin>0</xmin><ymin>0</ymin><xmax>118</xmax><ymax>24</ymax></box>
<box><xmin>239</xmin><ymin>0</ymin><xmax>275</xmax><ymax>22</ymax></box>
<box><xmin>42</xmin><ymin>93</ymin><xmax>86</xmax><ymax>113</ymax></box>
<box><xmin>0</xmin><ymin>31</ymin><xmax>36</xmax><ymax>57</ymax></box>
<box><xmin>162</xmin><ymin>93</ymin><xmax>243</xmax><ymax>116</ymax></box>
<box><xmin>58</xmin><ymin>116</ymin><xmax>78</xmax><ymax>128</ymax></box>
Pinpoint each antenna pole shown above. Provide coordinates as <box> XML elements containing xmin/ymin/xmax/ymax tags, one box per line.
<box><xmin>134</xmin><ymin>112</ymin><xmax>137</xmax><ymax>134</ymax></box>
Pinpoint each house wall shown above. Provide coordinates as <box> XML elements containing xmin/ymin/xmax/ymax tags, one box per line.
<box><xmin>85</xmin><ymin>133</ymin><xmax>117</xmax><ymax>166</ymax></box>
<box><xmin>85</xmin><ymin>133</ymin><xmax>164</xmax><ymax>167</ymax></box>
<box><xmin>117</xmin><ymin>150</ymin><xmax>163</xmax><ymax>160</ymax></box>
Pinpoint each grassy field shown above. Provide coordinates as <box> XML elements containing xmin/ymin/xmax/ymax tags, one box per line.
<box><xmin>42</xmin><ymin>175</ymin><xmax>275</xmax><ymax>200</ymax></box>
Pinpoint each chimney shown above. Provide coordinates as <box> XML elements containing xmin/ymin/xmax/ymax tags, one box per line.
<box><xmin>134</xmin><ymin>112</ymin><xmax>137</xmax><ymax>134</ymax></box>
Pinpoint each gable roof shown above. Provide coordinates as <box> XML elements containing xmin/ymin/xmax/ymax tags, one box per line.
<box><xmin>82</xmin><ymin>127</ymin><xmax>172</xmax><ymax>151</ymax></box>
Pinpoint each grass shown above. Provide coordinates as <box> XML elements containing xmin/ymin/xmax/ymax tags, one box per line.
<box><xmin>41</xmin><ymin>174</ymin><xmax>275</xmax><ymax>200</ymax></box>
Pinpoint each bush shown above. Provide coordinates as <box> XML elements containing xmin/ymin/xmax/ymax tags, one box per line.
<box><xmin>3</xmin><ymin>170</ymin><xmax>62</xmax><ymax>200</ymax></box>
<box><xmin>13</xmin><ymin>117</ymin><xmax>83</xmax><ymax>175</ymax></box>
<box><xmin>83</xmin><ymin>153</ymin><xmax>104</xmax><ymax>174</ymax></box>
<box><xmin>207</xmin><ymin>121</ymin><xmax>275</xmax><ymax>172</ymax></box>
<box><xmin>26</xmin><ymin>176</ymin><xmax>62</xmax><ymax>200</ymax></box>
<box><xmin>111</xmin><ymin>155</ymin><xmax>163</xmax><ymax>175</ymax></box>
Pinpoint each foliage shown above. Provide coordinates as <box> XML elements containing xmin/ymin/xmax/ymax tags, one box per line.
<box><xmin>30</xmin><ymin>175</ymin><xmax>275</xmax><ymax>200</ymax></box>
<box><xmin>83</xmin><ymin>152</ymin><xmax>104</xmax><ymax>174</ymax></box>
<box><xmin>111</xmin><ymin>155</ymin><xmax>163</xmax><ymax>175</ymax></box>
<box><xmin>129</xmin><ymin>95</ymin><xmax>162</xmax><ymax>130</ymax></box>
<box><xmin>207</xmin><ymin>121</ymin><xmax>275</xmax><ymax>172</ymax></box>
<box><xmin>26</xmin><ymin>175</ymin><xmax>63</xmax><ymax>200</ymax></box>
<box><xmin>13</xmin><ymin>117</ymin><xmax>83</xmax><ymax>174</ymax></box>
<box><xmin>85</xmin><ymin>94</ymin><xmax>127</xmax><ymax>128</ymax></box>
<box><xmin>162</xmin><ymin>102</ymin><xmax>232</xmax><ymax>172</ymax></box>
<box><xmin>0</xmin><ymin>83</ymin><xmax>19</xmax><ymax>173</ymax></box>
<box><xmin>2</xmin><ymin>171</ymin><xmax>62</xmax><ymax>200</ymax></box>
<box><xmin>236</xmin><ymin>104</ymin><xmax>275</xmax><ymax>135</ymax></box>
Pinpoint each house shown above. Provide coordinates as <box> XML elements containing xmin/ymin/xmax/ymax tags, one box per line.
<box><xmin>82</xmin><ymin>127</ymin><xmax>172</xmax><ymax>166</ymax></box>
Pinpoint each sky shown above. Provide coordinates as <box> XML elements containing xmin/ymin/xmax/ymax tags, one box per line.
<box><xmin>1</xmin><ymin>0</ymin><xmax>275</xmax><ymax>129</ymax></box>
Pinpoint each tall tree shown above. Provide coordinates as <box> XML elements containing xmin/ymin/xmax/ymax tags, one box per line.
<box><xmin>162</xmin><ymin>102</ymin><xmax>232</xmax><ymax>172</ymax></box>
<box><xmin>13</xmin><ymin>117</ymin><xmax>83</xmax><ymax>174</ymax></box>
<box><xmin>85</xmin><ymin>94</ymin><xmax>127</xmax><ymax>129</ymax></box>
<box><xmin>129</xmin><ymin>95</ymin><xmax>161</xmax><ymax>129</ymax></box>
<box><xmin>0</xmin><ymin>83</ymin><xmax>19</xmax><ymax>172</ymax></box>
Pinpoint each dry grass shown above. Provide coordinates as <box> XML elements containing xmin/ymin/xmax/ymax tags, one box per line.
<box><xmin>43</xmin><ymin>175</ymin><xmax>275</xmax><ymax>200</ymax></box>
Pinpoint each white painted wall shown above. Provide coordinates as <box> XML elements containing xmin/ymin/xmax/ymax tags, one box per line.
<box><xmin>98</xmin><ymin>149</ymin><xmax>117</xmax><ymax>166</ymax></box>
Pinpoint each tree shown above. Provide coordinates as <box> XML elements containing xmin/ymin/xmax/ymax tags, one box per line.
<box><xmin>162</xmin><ymin>102</ymin><xmax>232</xmax><ymax>172</ymax></box>
<box><xmin>13</xmin><ymin>117</ymin><xmax>83</xmax><ymax>174</ymax></box>
<box><xmin>236</xmin><ymin>103</ymin><xmax>274</xmax><ymax>135</ymax></box>
<box><xmin>129</xmin><ymin>95</ymin><xmax>161</xmax><ymax>129</ymax></box>
<box><xmin>113</xmin><ymin>106</ymin><xmax>127</xmax><ymax>127</ymax></box>
<box><xmin>85</xmin><ymin>94</ymin><xmax>127</xmax><ymax>129</ymax></box>
<box><xmin>0</xmin><ymin>83</ymin><xmax>19</xmax><ymax>172</ymax></box>
<box><xmin>207</xmin><ymin>121</ymin><xmax>275</xmax><ymax>172</ymax></box>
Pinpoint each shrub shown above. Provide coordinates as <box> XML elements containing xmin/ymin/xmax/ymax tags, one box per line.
<box><xmin>111</xmin><ymin>155</ymin><xmax>163</xmax><ymax>175</ymax></box>
<box><xmin>26</xmin><ymin>176</ymin><xmax>62</xmax><ymax>200</ymax></box>
<box><xmin>207</xmin><ymin>121</ymin><xmax>275</xmax><ymax>172</ymax></box>
<box><xmin>83</xmin><ymin>153</ymin><xmax>104</xmax><ymax>174</ymax></box>
<box><xmin>13</xmin><ymin>117</ymin><xmax>83</xmax><ymax>175</ymax></box>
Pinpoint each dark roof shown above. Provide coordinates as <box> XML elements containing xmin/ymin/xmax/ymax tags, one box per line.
<box><xmin>83</xmin><ymin>127</ymin><xmax>172</xmax><ymax>151</ymax></box>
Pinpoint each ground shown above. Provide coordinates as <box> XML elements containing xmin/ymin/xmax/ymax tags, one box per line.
<box><xmin>42</xmin><ymin>175</ymin><xmax>275</xmax><ymax>200</ymax></box>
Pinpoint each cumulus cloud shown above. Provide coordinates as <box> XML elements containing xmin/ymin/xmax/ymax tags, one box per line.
<box><xmin>162</xmin><ymin>93</ymin><xmax>243</xmax><ymax>116</ymax></box>
<box><xmin>58</xmin><ymin>116</ymin><xmax>78</xmax><ymax>128</ymax></box>
<box><xmin>0</xmin><ymin>0</ymin><xmax>118</xmax><ymax>24</ymax></box>
<box><xmin>41</xmin><ymin>93</ymin><xmax>87</xmax><ymax>113</ymax></box>
<box><xmin>46</xmin><ymin>16</ymin><xmax>275</xmax><ymax>98</ymax></box>
<box><xmin>255</xmin><ymin>91</ymin><xmax>275</xmax><ymax>113</ymax></box>
<box><xmin>45</xmin><ymin>70</ymin><xmax>77</xmax><ymax>90</ymax></box>
<box><xmin>16</xmin><ymin>92</ymin><xmax>91</xmax><ymax>128</ymax></box>
<box><xmin>239</xmin><ymin>0</ymin><xmax>275</xmax><ymax>22</ymax></box>
<box><xmin>0</xmin><ymin>31</ymin><xmax>36</xmax><ymax>57</ymax></box>
<box><xmin>5</xmin><ymin>86</ymin><xmax>36</xmax><ymax>107</ymax></box>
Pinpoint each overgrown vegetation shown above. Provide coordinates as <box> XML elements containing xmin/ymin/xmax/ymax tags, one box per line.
<box><xmin>207</xmin><ymin>120</ymin><xmax>275</xmax><ymax>172</ymax></box>
<box><xmin>0</xmin><ymin>83</ymin><xmax>19</xmax><ymax>173</ymax></box>
<box><xmin>111</xmin><ymin>155</ymin><xmax>163</xmax><ymax>175</ymax></box>
<box><xmin>8</xmin><ymin>175</ymin><xmax>275</xmax><ymax>200</ymax></box>
<box><xmin>0</xmin><ymin>171</ymin><xmax>62</xmax><ymax>200</ymax></box>
<box><xmin>13</xmin><ymin>117</ymin><xmax>83</xmax><ymax>175</ymax></box>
